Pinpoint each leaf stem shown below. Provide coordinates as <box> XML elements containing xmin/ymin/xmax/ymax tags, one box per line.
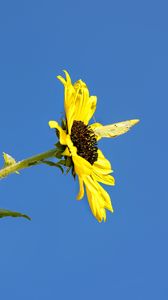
<box><xmin>0</xmin><ymin>148</ymin><xmax>57</xmax><ymax>179</ymax></box>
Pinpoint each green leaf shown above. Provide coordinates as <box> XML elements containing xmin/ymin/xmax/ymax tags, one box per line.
<box><xmin>55</xmin><ymin>151</ymin><xmax>63</xmax><ymax>159</ymax></box>
<box><xmin>58</xmin><ymin>159</ymin><xmax>66</xmax><ymax>166</ymax></box>
<box><xmin>71</xmin><ymin>166</ymin><xmax>76</xmax><ymax>179</ymax></box>
<box><xmin>41</xmin><ymin>160</ymin><xmax>64</xmax><ymax>173</ymax></box>
<box><xmin>28</xmin><ymin>161</ymin><xmax>41</xmax><ymax>167</ymax></box>
<box><xmin>55</xmin><ymin>129</ymin><xmax>60</xmax><ymax>138</ymax></box>
<box><xmin>0</xmin><ymin>209</ymin><xmax>31</xmax><ymax>220</ymax></box>
<box><xmin>55</xmin><ymin>142</ymin><xmax>66</xmax><ymax>151</ymax></box>
<box><xmin>66</xmin><ymin>166</ymin><xmax>72</xmax><ymax>174</ymax></box>
<box><xmin>65</xmin><ymin>157</ymin><xmax>72</xmax><ymax>167</ymax></box>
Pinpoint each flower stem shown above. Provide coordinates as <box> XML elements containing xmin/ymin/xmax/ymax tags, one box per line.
<box><xmin>0</xmin><ymin>148</ymin><xmax>57</xmax><ymax>179</ymax></box>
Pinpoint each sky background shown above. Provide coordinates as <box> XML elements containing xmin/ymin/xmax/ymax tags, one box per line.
<box><xmin>0</xmin><ymin>0</ymin><xmax>167</xmax><ymax>299</ymax></box>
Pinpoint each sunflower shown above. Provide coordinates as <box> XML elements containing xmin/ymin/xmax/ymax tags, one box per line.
<box><xmin>49</xmin><ymin>71</ymin><xmax>139</xmax><ymax>222</ymax></box>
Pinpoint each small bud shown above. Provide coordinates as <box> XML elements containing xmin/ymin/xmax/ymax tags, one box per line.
<box><xmin>3</xmin><ymin>152</ymin><xmax>19</xmax><ymax>174</ymax></box>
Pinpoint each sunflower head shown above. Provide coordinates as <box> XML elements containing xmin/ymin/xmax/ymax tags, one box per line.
<box><xmin>49</xmin><ymin>70</ymin><xmax>139</xmax><ymax>222</ymax></box>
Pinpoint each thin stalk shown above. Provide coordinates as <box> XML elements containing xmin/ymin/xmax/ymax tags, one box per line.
<box><xmin>0</xmin><ymin>148</ymin><xmax>57</xmax><ymax>179</ymax></box>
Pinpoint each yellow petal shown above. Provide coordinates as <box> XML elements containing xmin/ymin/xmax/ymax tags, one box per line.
<box><xmin>93</xmin><ymin>149</ymin><xmax>112</xmax><ymax>174</ymax></box>
<box><xmin>97</xmin><ymin>183</ymin><xmax>113</xmax><ymax>212</ymax></box>
<box><xmin>57</xmin><ymin>71</ymin><xmax>76</xmax><ymax>134</ymax></box>
<box><xmin>72</xmin><ymin>80</ymin><xmax>97</xmax><ymax>125</ymax></box>
<box><xmin>85</xmin><ymin>188</ymin><xmax>101</xmax><ymax>221</ymax></box>
<box><xmin>85</xmin><ymin>185</ymin><xmax>106</xmax><ymax>222</ymax></box>
<box><xmin>72</xmin><ymin>80</ymin><xmax>89</xmax><ymax>122</ymax></box>
<box><xmin>92</xmin><ymin>149</ymin><xmax>115</xmax><ymax>185</ymax></box>
<box><xmin>84</xmin><ymin>96</ymin><xmax>97</xmax><ymax>124</ymax></box>
<box><xmin>76</xmin><ymin>176</ymin><xmax>85</xmax><ymax>200</ymax></box>
<box><xmin>63</xmin><ymin>69</ymin><xmax>72</xmax><ymax>84</ymax></box>
<box><xmin>92</xmin><ymin>172</ymin><xmax>115</xmax><ymax>186</ymax></box>
<box><xmin>84</xmin><ymin>176</ymin><xmax>113</xmax><ymax>222</ymax></box>
<box><xmin>57</xmin><ymin>70</ymin><xmax>72</xmax><ymax>86</ymax></box>
<box><xmin>73</xmin><ymin>155</ymin><xmax>92</xmax><ymax>176</ymax></box>
<box><xmin>62</xmin><ymin>147</ymin><xmax>71</xmax><ymax>156</ymax></box>
<box><xmin>57</xmin><ymin>75</ymin><xmax>66</xmax><ymax>86</ymax></box>
<box><xmin>56</xmin><ymin>71</ymin><xmax>98</xmax><ymax>132</ymax></box>
<box><xmin>65</xmin><ymin>134</ymin><xmax>77</xmax><ymax>156</ymax></box>
<box><xmin>48</xmin><ymin>120</ymin><xmax>67</xmax><ymax>145</ymax></box>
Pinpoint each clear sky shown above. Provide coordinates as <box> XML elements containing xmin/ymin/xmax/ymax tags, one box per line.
<box><xmin>0</xmin><ymin>0</ymin><xmax>167</xmax><ymax>299</ymax></box>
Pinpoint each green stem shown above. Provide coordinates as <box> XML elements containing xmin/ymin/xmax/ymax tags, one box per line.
<box><xmin>0</xmin><ymin>148</ymin><xmax>57</xmax><ymax>179</ymax></box>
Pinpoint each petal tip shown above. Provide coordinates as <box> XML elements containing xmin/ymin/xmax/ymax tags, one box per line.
<box><xmin>63</xmin><ymin>70</ymin><xmax>71</xmax><ymax>83</ymax></box>
<box><xmin>57</xmin><ymin>75</ymin><xmax>66</xmax><ymax>85</ymax></box>
<box><xmin>48</xmin><ymin>120</ymin><xmax>58</xmax><ymax>129</ymax></box>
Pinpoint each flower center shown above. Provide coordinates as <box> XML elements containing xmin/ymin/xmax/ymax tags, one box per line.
<box><xmin>71</xmin><ymin>121</ymin><xmax>98</xmax><ymax>165</ymax></box>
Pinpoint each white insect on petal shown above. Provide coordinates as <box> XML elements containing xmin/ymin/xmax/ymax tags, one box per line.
<box><xmin>93</xmin><ymin>119</ymin><xmax>140</xmax><ymax>138</ymax></box>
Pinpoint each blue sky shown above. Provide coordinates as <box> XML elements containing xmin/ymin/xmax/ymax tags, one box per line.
<box><xmin>0</xmin><ymin>0</ymin><xmax>167</xmax><ymax>299</ymax></box>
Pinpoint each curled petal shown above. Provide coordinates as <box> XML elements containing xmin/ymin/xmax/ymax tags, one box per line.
<box><xmin>57</xmin><ymin>71</ymin><xmax>98</xmax><ymax>133</ymax></box>
<box><xmin>57</xmin><ymin>70</ymin><xmax>72</xmax><ymax>86</ymax></box>
<box><xmin>48</xmin><ymin>121</ymin><xmax>67</xmax><ymax>145</ymax></box>
<box><xmin>57</xmin><ymin>75</ymin><xmax>66</xmax><ymax>86</ymax></box>
<box><xmin>63</xmin><ymin>70</ymin><xmax>72</xmax><ymax>84</ymax></box>
<box><xmin>57</xmin><ymin>71</ymin><xmax>76</xmax><ymax>134</ymax></box>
